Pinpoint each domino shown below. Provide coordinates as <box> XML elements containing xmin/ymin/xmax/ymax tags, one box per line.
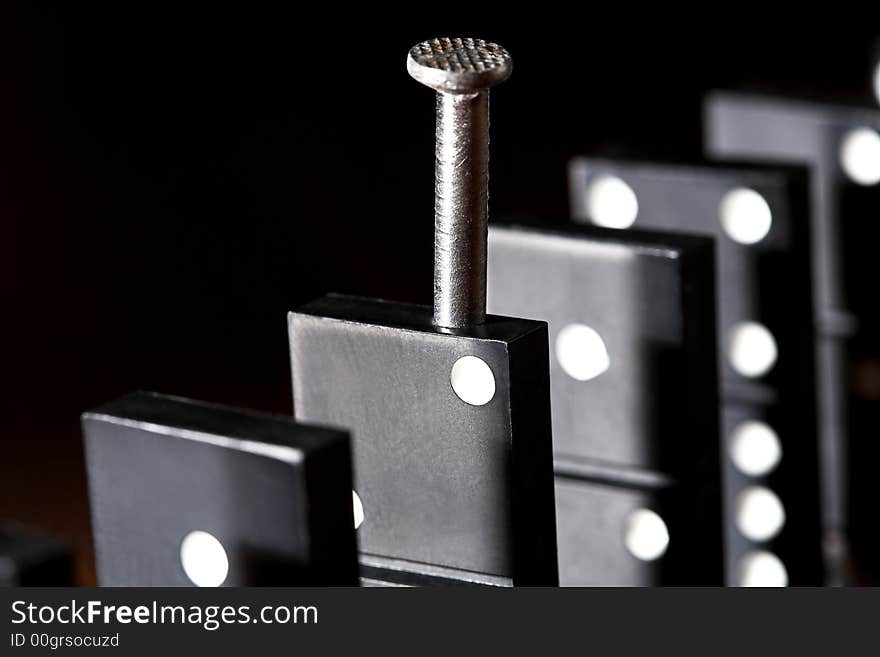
<box><xmin>0</xmin><ymin>524</ymin><xmax>72</xmax><ymax>586</ymax></box>
<box><xmin>488</xmin><ymin>220</ymin><xmax>723</xmax><ymax>585</ymax></box>
<box><xmin>82</xmin><ymin>391</ymin><xmax>358</xmax><ymax>586</ymax></box>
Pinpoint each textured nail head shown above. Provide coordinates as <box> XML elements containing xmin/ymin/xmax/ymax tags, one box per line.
<box><xmin>407</xmin><ymin>37</ymin><xmax>512</xmax><ymax>94</ymax></box>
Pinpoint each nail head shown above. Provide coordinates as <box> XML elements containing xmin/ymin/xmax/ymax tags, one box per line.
<box><xmin>407</xmin><ymin>37</ymin><xmax>512</xmax><ymax>94</ymax></box>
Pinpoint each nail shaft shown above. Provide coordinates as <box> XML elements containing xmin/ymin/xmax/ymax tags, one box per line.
<box><xmin>433</xmin><ymin>91</ymin><xmax>489</xmax><ymax>328</ymax></box>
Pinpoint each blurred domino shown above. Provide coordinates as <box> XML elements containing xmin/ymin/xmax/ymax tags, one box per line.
<box><xmin>83</xmin><ymin>391</ymin><xmax>359</xmax><ymax>586</ymax></box>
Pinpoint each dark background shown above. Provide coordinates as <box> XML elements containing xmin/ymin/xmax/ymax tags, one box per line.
<box><xmin>4</xmin><ymin>6</ymin><xmax>880</xmax><ymax>583</ymax></box>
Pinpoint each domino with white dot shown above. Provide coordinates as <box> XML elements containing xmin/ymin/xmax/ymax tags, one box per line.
<box><xmin>488</xmin><ymin>220</ymin><xmax>723</xmax><ymax>585</ymax></box>
<box><xmin>288</xmin><ymin>294</ymin><xmax>557</xmax><ymax>586</ymax></box>
<box><xmin>82</xmin><ymin>391</ymin><xmax>359</xmax><ymax>586</ymax></box>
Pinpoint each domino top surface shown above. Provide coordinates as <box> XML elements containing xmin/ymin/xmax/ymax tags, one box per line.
<box><xmin>490</xmin><ymin>216</ymin><xmax>717</xmax><ymax>255</ymax></box>
<box><xmin>84</xmin><ymin>390</ymin><xmax>348</xmax><ymax>458</ymax></box>
<box><xmin>293</xmin><ymin>293</ymin><xmax>548</xmax><ymax>344</ymax></box>
<box><xmin>705</xmin><ymin>90</ymin><xmax>880</xmax><ymax>128</ymax></box>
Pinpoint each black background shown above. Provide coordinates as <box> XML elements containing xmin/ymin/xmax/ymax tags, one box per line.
<box><xmin>4</xmin><ymin>5</ymin><xmax>880</xmax><ymax>583</ymax></box>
